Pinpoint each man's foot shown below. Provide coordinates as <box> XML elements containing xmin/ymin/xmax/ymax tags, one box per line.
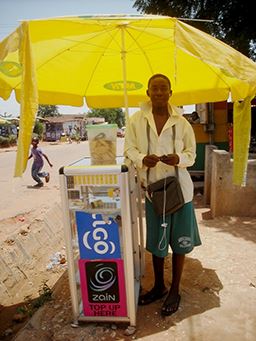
<box><xmin>161</xmin><ymin>293</ymin><xmax>181</xmax><ymax>316</ymax></box>
<box><xmin>33</xmin><ymin>183</ymin><xmax>44</xmax><ymax>188</ymax></box>
<box><xmin>45</xmin><ymin>174</ymin><xmax>50</xmax><ymax>183</ymax></box>
<box><xmin>138</xmin><ymin>287</ymin><xmax>168</xmax><ymax>306</ymax></box>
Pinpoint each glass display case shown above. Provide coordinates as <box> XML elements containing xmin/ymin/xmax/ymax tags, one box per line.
<box><xmin>59</xmin><ymin>156</ymin><xmax>144</xmax><ymax>327</ymax></box>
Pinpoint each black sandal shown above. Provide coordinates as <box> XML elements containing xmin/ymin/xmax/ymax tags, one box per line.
<box><xmin>161</xmin><ymin>294</ymin><xmax>181</xmax><ymax>316</ymax></box>
<box><xmin>138</xmin><ymin>288</ymin><xmax>168</xmax><ymax>306</ymax></box>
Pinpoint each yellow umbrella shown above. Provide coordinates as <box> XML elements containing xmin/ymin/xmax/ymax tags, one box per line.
<box><xmin>0</xmin><ymin>15</ymin><xmax>255</xmax><ymax>183</ymax></box>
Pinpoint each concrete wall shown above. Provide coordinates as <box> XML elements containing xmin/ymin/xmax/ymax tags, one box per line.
<box><xmin>0</xmin><ymin>203</ymin><xmax>65</xmax><ymax>306</ymax></box>
<box><xmin>210</xmin><ymin>150</ymin><xmax>256</xmax><ymax>217</ymax></box>
<box><xmin>204</xmin><ymin>144</ymin><xmax>218</xmax><ymax>205</ymax></box>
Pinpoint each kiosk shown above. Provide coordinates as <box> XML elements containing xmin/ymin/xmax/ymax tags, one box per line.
<box><xmin>59</xmin><ymin>157</ymin><xmax>144</xmax><ymax>327</ymax></box>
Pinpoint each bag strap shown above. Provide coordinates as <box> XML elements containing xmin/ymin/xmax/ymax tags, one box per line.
<box><xmin>146</xmin><ymin>121</ymin><xmax>179</xmax><ymax>184</ymax></box>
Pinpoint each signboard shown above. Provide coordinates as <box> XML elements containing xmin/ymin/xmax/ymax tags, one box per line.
<box><xmin>79</xmin><ymin>259</ymin><xmax>127</xmax><ymax>317</ymax></box>
<box><xmin>76</xmin><ymin>211</ymin><xmax>121</xmax><ymax>259</ymax></box>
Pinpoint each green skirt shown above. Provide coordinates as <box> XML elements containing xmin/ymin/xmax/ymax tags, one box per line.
<box><xmin>145</xmin><ymin>198</ymin><xmax>201</xmax><ymax>257</ymax></box>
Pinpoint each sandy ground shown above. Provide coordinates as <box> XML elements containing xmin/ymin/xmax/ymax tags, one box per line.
<box><xmin>0</xmin><ymin>143</ymin><xmax>256</xmax><ymax>341</ymax></box>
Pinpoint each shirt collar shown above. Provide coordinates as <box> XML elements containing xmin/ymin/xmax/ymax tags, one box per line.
<box><xmin>140</xmin><ymin>101</ymin><xmax>183</xmax><ymax>119</ymax></box>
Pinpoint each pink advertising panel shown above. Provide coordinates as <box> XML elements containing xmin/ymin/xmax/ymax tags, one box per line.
<box><xmin>79</xmin><ymin>259</ymin><xmax>127</xmax><ymax>317</ymax></box>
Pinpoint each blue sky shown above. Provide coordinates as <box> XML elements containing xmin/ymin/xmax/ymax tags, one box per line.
<box><xmin>0</xmin><ymin>0</ymin><xmax>139</xmax><ymax>40</ymax></box>
<box><xmin>0</xmin><ymin>0</ymin><xmax>194</xmax><ymax>115</ymax></box>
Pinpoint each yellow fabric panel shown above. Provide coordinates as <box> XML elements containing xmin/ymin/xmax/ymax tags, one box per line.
<box><xmin>233</xmin><ymin>97</ymin><xmax>252</xmax><ymax>186</ymax></box>
<box><xmin>14</xmin><ymin>22</ymin><xmax>38</xmax><ymax>177</ymax></box>
<box><xmin>175</xmin><ymin>20</ymin><xmax>256</xmax><ymax>101</ymax></box>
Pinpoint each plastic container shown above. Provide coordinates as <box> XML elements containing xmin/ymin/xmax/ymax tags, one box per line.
<box><xmin>87</xmin><ymin>124</ymin><xmax>117</xmax><ymax>165</ymax></box>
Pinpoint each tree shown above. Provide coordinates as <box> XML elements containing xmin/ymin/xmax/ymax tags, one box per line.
<box><xmin>33</xmin><ymin>120</ymin><xmax>44</xmax><ymax>139</ymax></box>
<box><xmin>86</xmin><ymin>108</ymin><xmax>125</xmax><ymax>128</ymax></box>
<box><xmin>133</xmin><ymin>0</ymin><xmax>255</xmax><ymax>59</ymax></box>
<box><xmin>37</xmin><ymin>105</ymin><xmax>60</xmax><ymax>118</ymax></box>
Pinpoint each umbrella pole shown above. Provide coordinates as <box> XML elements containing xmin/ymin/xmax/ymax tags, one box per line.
<box><xmin>120</xmin><ymin>24</ymin><xmax>129</xmax><ymax>123</ymax></box>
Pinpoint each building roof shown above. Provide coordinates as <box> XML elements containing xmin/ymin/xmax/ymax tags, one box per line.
<box><xmin>44</xmin><ymin>114</ymin><xmax>105</xmax><ymax>124</ymax></box>
<box><xmin>45</xmin><ymin>114</ymin><xmax>85</xmax><ymax>123</ymax></box>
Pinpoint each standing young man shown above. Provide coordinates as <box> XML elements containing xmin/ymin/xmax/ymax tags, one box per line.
<box><xmin>124</xmin><ymin>74</ymin><xmax>201</xmax><ymax>316</ymax></box>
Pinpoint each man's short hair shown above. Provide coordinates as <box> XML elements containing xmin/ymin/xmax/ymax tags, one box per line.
<box><xmin>148</xmin><ymin>74</ymin><xmax>171</xmax><ymax>89</ymax></box>
<box><xmin>32</xmin><ymin>136</ymin><xmax>39</xmax><ymax>142</ymax></box>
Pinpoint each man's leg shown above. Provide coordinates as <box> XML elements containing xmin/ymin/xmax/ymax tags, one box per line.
<box><xmin>138</xmin><ymin>254</ymin><xmax>168</xmax><ymax>305</ymax></box>
<box><xmin>152</xmin><ymin>254</ymin><xmax>166</xmax><ymax>291</ymax></box>
<box><xmin>161</xmin><ymin>253</ymin><xmax>185</xmax><ymax>315</ymax></box>
<box><xmin>31</xmin><ymin>164</ymin><xmax>43</xmax><ymax>185</ymax></box>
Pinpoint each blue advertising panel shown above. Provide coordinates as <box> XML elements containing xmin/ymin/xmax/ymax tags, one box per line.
<box><xmin>76</xmin><ymin>211</ymin><xmax>121</xmax><ymax>259</ymax></box>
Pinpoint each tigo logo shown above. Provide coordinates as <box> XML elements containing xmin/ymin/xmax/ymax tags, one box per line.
<box><xmin>104</xmin><ymin>81</ymin><xmax>143</xmax><ymax>91</ymax></box>
<box><xmin>0</xmin><ymin>61</ymin><xmax>22</xmax><ymax>77</ymax></box>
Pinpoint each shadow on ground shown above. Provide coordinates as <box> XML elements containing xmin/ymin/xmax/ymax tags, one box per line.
<box><xmin>133</xmin><ymin>251</ymin><xmax>222</xmax><ymax>339</ymax></box>
<box><xmin>4</xmin><ymin>250</ymin><xmax>223</xmax><ymax>341</ymax></box>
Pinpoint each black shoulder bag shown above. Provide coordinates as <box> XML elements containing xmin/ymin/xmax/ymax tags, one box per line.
<box><xmin>146</xmin><ymin>123</ymin><xmax>184</xmax><ymax>216</ymax></box>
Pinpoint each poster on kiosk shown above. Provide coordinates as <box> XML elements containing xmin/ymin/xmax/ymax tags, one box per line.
<box><xmin>76</xmin><ymin>211</ymin><xmax>127</xmax><ymax>317</ymax></box>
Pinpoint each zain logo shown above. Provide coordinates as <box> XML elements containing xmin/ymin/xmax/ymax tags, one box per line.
<box><xmin>104</xmin><ymin>80</ymin><xmax>143</xmax><ymax>91</ymax></box>
<box><xmin>0</xmin><ymin>61</ymin><xmax>22</xmax><ymax>77</ymax></box>
<box><xmin>89</xmin><ymin>264</ymin><xmax>116</xmax><ymax>292</ymax></box>
<box><xmin>86</xmin><ymin>261</ymin><xmax>120</xmax><ymax>303</ymax></box>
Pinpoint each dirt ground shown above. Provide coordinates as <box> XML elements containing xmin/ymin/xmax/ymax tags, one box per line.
<box><xmin>0</xmin><ymin>193</ymin><xmax>255</xmax><ymax>341</ymax></box>
<box><xmin>0</xmin><ymin>144</ymin><xmax>255</xmax><ymax>340</ymax></box>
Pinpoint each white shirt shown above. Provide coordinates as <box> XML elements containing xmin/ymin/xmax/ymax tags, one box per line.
<box><xmin>124</xmin><ymin>102</ymin><xmax>196</xmax><ymax>203</ymax></box>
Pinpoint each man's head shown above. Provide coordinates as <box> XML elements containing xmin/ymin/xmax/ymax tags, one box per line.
<box><xmin>147</xmin><ymin>74</ymin><xmax>172</xmax><ymax>107</ymax></box>
<box><xmin>191</xmin><ymin>111</ymin><xmax>200</xmax><ymax>122</ymax></box>
<box><xmin>32</xmin><ymin>136</ymin><xmax>39</xmax><ymax>146</ymax></box>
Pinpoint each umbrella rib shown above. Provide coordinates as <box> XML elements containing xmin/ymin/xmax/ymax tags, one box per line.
<box><xmin>13</xmin><ymin>28</ymin><xmax>121</xmax><ymax>91</ymax></box>
<box><xmin>81</xmin><ymin>31</ymin><xmax>120</xmax><ymax>96</ymax></box>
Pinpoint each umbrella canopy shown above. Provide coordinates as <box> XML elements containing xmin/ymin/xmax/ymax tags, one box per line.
<box><xmin>0</xmin><ymin>15</ymin><xmax>255</xmax><ymax>183</ymax></box>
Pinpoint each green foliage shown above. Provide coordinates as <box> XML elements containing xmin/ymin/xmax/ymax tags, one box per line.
<box><xmin>37</xmin><ymin>104</ymin><xmax>60</xmax><ymax>117</ymax></box>
<box><xmin>16</xmin><ymin>282</ymin><xmax>53</xmax><ymax>317</ymax></box>
<box><xmin>133</xmin><ymin>0</ymin><xmax>255</xmax><ymax>59</ymax></box>
<box><xmin>33</xmin><ymin>120</ymin><xmax>44</xmax><ymax>138</ymax></box>
<box><xmin>86</xmin><ymin>108</ymin><xmax>125</xmax><ymax>128</ymax></box>
<box><xmin>0</xmin><ymin>135</ymin><xmax>17</xmax><ymax>147</ymax></box>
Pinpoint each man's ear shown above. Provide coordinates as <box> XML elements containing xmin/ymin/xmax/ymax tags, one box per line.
<box><xmin>169</xmin><ymin>90</ymin><xmax>173</xmax><ymax>97</ymax></box>
<box><xmin>146</xmin><ymin>89</ymin><xmax>149</xmax><ymax>97</ymax></box>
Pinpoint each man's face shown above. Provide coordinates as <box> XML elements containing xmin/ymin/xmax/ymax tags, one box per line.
<box><xmin>147</xmin><ymin>77</ymin><xmax>172</xmax><ymax>107</ymax></box>
<box><xmin>32</xmin><ymin>139</ymin><xmax>38</xmax><ymax>147</ymax></box>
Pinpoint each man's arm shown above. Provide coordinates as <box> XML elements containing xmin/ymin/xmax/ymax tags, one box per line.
<box><xmin>43</xmin><ymin>153</ymin><xmax>53</xmax><ymax>167</ymax></box>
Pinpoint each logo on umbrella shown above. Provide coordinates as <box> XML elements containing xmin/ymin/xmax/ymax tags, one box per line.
<box><xmin>104</xmin><ymin>80</ymin><xmax>143</xmax><ymax>91</ymax></box>
<box><xmin>0</xmin><ymin>61</ymin><xmax>22</xmax><ymax>77</ymax></box>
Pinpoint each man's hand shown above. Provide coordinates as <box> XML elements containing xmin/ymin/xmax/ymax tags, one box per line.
<box><xmin>160</xmin><ymin>154</ymin><xmax>179</xmax><ymax>166</ymax></box>
<box><xmin>143</xmin><ymin>154</ymin><xmax>160</xmax><ymax>168</ymax></box>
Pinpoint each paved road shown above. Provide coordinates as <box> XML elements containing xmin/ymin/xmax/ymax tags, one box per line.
<box><xmin>0</xmin><ymin>139</ymin><xmax>125</xmax><ymax>221</ymax></box>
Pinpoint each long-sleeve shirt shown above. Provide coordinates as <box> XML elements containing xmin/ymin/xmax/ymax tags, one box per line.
<box><xmin>124</xmin><ymin>102</ymin><xmax>196</xmax><ymax>203</ymax></box>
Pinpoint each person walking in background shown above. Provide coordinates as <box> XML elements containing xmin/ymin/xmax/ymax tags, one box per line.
<box><xmin>190</xmin><ymin>111</ymin><xmax>200</xmax><ymax>124</ymax></box>
<box><xmin>28</xmin><ymin>136</ymin><xmax>53</xmax><ymax>187</ymax></box>
<box><xmin>124</xmin><ymin>74</ymin><xmax>201</xmax><ymax>316</ymax></box>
